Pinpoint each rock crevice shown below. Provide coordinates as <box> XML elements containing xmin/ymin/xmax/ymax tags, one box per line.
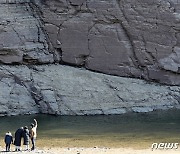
<box><xmin>0</xmin><ymin>0</ymin><xmax>180</xmax><ymax>85</ymax></box>
<box><xmin>0</xmin><ymin>0</ymin><xmax>180</xmax><ymax>116</ymax></box>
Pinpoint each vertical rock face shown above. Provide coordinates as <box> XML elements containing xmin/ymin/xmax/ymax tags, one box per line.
<box><xmin>0</xmin><ymin>0</ymin><xmax>180</xmax><ymax>116</ymax></box>
<box><xmin>33</xmin><ymin>0</ymin><xmax>180</xmax><ymax>85</ymax></box>
<box><xmin>0</xmin><ymin>0</ymin><xmax>56</xmax><ymax>64</ymax></box>
<box><xmin>0</xmin><ymin>0</ymin><xmax>180</xmax><ymax>85</ymax></box>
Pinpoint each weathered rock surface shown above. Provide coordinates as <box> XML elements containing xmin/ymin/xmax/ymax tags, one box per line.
<box><xmin>0</xmin><ymin>0</ymin><xmax>180</xmax><ymax>85</ymax></box>
<box><xmin>0</xmin><ymin>64</ymin><xmax>179</xmax><ymax>116</ymax></box>
<box><xmin>0</xmin><ymin>0</ymin><xmax>180</xmax><ymax>116</ymax></box>
<box><xmin>0</xmin><ymin>0</ymin><xmax>56</xmax><ymax>64</ymax></box>
<box><xmin>37</xmin><ymin>0</ymin><xmax>180</xmax><ymax>85</ymax></box>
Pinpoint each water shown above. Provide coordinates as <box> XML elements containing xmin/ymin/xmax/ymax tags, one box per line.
<box><xmin>0</xmin><ymin>109</ymin><xmax>180</xmax><ymax>149</ymax></box>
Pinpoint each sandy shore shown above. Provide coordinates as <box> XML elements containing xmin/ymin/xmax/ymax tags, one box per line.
<box><xmin>0</xmin><ymin>147</ymin><xmax>180</xmax><ymax>154</ymax></box>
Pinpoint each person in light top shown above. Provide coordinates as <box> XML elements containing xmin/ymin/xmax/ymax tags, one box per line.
<box><xmin>30</xmin><ymin>119</ymin><xmax>38</xmax><ymax>150</ymax></box>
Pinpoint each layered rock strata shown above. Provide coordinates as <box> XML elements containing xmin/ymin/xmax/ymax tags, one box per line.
<box><xmin>0</xmin><ymin>0</ymin><xmax>180</xmax><ymax>116</ymax></box>
<box><xmin>0</xmin><ymin>0</ymin><xmax>180</xmax><ymax>85</ymax></box>
<box><xmin>0</xmin><ymin>0</ymin><xmax>55</xmax><ymax>64</ymax></box>
<box><xmin>35</xmin><ymin>0</ymin><xmax>180</xmax><ymax>85</ymax></box>
<box><xmin>0</xmin><ymin>65</ymin><xmax>179</xmax><ymax>116</ymax></box>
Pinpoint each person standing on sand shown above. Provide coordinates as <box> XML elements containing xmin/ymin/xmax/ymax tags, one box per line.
<box><xmin>4</xmin><ymin>131</ymin><xmax>13</xmax><ymax>152</ymax></box>
<box><xmin>30</xmin><ymin>119</ymin><xmax>38</xmax><ymax>150</ymax></box>
<box><xmin>14</xmin><ymin>127</ymin><xmax>24</xmax><ymax>151</ymax></box>
<box><xmin>23</xmin><ymin>126</ymin><xmax>30</xmax><ymax>151</ymax></box>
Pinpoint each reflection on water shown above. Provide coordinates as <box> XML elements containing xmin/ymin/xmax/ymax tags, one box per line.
<box><xmin>0</xmin><ymin>109</ymin><xmax>180</xmax><ymax>148</ymax></box>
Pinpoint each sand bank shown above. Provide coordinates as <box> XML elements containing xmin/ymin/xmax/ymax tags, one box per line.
<box><xmin>1</xmin><ymin>147</ymin><xmax>180</xmax><ymax>154</ymax></box>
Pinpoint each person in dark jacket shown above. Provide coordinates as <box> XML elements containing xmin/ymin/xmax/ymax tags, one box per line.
<box><xmin>4</xmin><ymin>132</ymin><xmax>13</xmax><ymax>152</ymax></box>
<box><xmin>14</xmin><ymin>127</ymin><xmax>24</xmax><ymax>151</ymax></box>
<box><xmin>23</xmin><ymin>126</ymin><xmax>30</xmax><ymax>151</ymax></box>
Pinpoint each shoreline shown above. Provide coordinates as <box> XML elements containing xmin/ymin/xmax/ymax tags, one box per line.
<box><xmin>0</xmin><ymin>146</ymin><xmax>180</xmax><ymax>154</ymax></box>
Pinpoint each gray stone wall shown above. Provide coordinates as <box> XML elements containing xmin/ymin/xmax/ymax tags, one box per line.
<box><xmin>38</xmin><ymin>0</ymin><xmax>180</xmax><ymax>85</ymax></box>
<box><xmin>0</xmin><ymin>0</ymin><xmax>180</xmax><ymax>116</ymax></box>
<box><xmin>0</xmin><ymin>0</ymin><xmax>180</xmax><ymax>85</ymax></box>
<box><xmin>0</xmin><ymin>0</ymin><xmax>57</xmax><ymax>64</ymax></box>
<box><xmin>0</xmin><ymin>65</ymin><xmax>179</xmax><ymax>116</ymax></box>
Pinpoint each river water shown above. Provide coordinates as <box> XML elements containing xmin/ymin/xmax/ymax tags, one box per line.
<box><xmin>0</xmin><ymin>109</ymin><xmax>180</xmax><ymax>149</ymax></box>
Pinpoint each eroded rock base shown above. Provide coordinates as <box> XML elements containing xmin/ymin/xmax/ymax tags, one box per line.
<box><xmin>0</xmin><ymin>64</ymin><xmax>179</xmax><ymax>116</ymax></box>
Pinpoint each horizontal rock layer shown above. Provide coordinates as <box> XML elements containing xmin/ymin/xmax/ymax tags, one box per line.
<box><xmin>0</xmin><ymin>64</ymin><xmax>179</xmax><ymax>116</ymax></box>
<box><xmin>0</xmin><ymin>0</ymin><xmax>179</xmax><ymax>85</ymax></box>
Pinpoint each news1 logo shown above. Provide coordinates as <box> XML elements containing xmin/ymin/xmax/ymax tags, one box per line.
<box><xmin>151</xmin><ymin>143</ymin><xmax>179</xmax><ymax>150</ymax></box>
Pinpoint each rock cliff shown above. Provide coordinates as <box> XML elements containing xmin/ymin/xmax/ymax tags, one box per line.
<box><xmin>0</xmin><ymin>65</ymin><xmax>180</xmax><ymax>116</ymax></box>
<box><xmin>0</xmin><ymin>0</ymin><xmax>180</xmax><ymax>116</ymax></box>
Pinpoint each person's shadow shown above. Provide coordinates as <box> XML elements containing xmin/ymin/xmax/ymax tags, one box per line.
<box><xmin>0</xmin><ymin>150</ymin><xmax>17</xmax><ymax>153</ymax></box>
